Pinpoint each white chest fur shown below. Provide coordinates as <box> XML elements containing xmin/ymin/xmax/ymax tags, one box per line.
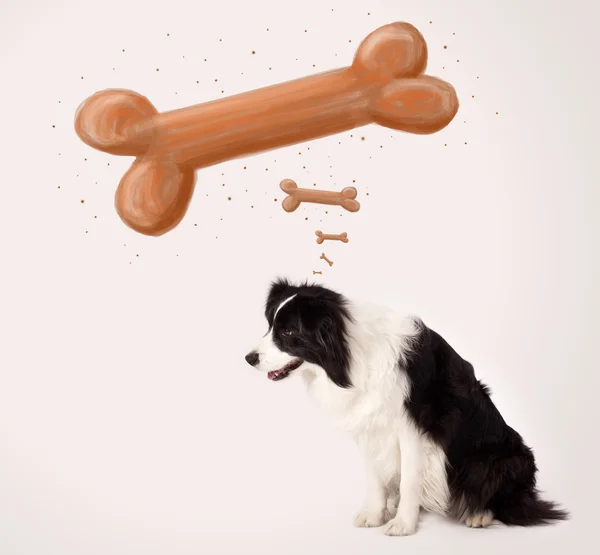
<box><xmin>300</xmin><ymin>300</ymin><xmax>450</xmax><ymax>515</ymax></box>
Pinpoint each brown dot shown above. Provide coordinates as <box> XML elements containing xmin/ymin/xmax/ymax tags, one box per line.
<box><xmin>456</xmin><ymin>60</ymin><xmax>460</xmax><ymax>63</ymax></box>
<box><xmin>496</xmin><ymin>112</ymin><xmax>499</xmax><ymax>115</ymax></box>
<box><xmin>227</xmin><ymin>196</ymin><xmax>232</xmax><ymax>201</ymax></box>
<box><xmin>243</xmin><ymin>166</ymin><xmax>247</xmax><ymax>170</ymax></box>
<box><xmin>304</xmin><ymin>29</ymin><xmax>307</xmax><ymax>33</ymax></box>
<box><xmin>444</xmin><ymin>143</ymin><xmax>447</xmax><ymax>147</ymax></box>
<box><xmin>80</xmin><ymin>76</ymin><xmax>84</xmax><ymax>79</ymax></box>
<box><xmin>94</xmin><ymin>215</ymin><xmax>97</xmax><ymax>219</ymax></box>
<box><xmin>348</xmin><ymin>39</ymin><xmax>352</xmax><ymax>43</ymax></box>
<box><xmin>52</xmin><ymin>125</ymin><xmax>55</xmax><ymax>128</ymax></box>
<box><xmin>122</xmin><ymin>49</ymin><xmax>125</xmax><ymax>52</ymax></box>
<box><xmin>204</xmin><ymin>58</ymin><xmax>207</xmax><ymax>62</ymax></box>
<box><xmin>274</xmin><ymin>198</ymin><xmax>278</xmax><ymax>202</ymax></box>
<box><xmin>443</xmin><ymin>45</ymin><xmax>447</xmax><ymax>49</ymax></box>
<box><xmin>265</xmin><ymin>168</ymin><xmax>268</xmax><ymax>171</ymax></box>
<box><xmin>156</xmin><ymin>68</ymin><xmax>159</xmax><ymax>71</ymax></box>
<box><xmin>361</xmin><ymin>137</ymin><xmax>365</xmax><ymax>141</ymax></box>
<box><xmin>325</xmin><ymin>211</ymin><xmax>328</xmax><ymax>214</ymax></box>
<box><xmin>194</xmin><ymin>223</ymin><xmax>198</xmax><ymax>226</ymax></box>
<box><xmin>80</xmin><ymin>200</ymin><xmax>85</xmax><ymax>204</ymax></box>
<box><xmin>464</xmin><ymin>142</ymin><xmax>468</xmax><ymax>145</ymax></box>
<box><xmin>167</xmin><ymin>33</ymin><xmax>170</xmax><ymax>36</ymax></box>
<box><xmin>429</xmin><ymin>20</ymin><xmax>432</xmax><ymax>24</ymax></box>
<box><xmin>57</xmin><ymin>186</ymin><xmax>60</xmax><ymax>189</ymax></box>
<box><xmin>251</xmin><ymin>205</ymin><xmax>254</xmax><ymax>208</ymax></box>
<box><xmin>366</xmin><ymin>192</ymin><xmax>370</xmax><ymax>196</ymax></box>
<box><xmin>252</xmin><ymin>50</ymin><xmax>256</xmax><ymax>54</ymax></box>
<box><xmin>305</xmin><ymin>217</ymin><xmax>308</xmax><ymax>221</ymax></box>
<box><xmin>472</xmin><ymin>95</ymin><xmax>475</xmax><ymax>98</ymax></box>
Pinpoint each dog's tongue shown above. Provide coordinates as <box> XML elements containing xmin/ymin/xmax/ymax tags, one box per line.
<box><xmin>268</xmin><ymin>369</ymin><xmax>284</xmax><ymax>380</ymax></box>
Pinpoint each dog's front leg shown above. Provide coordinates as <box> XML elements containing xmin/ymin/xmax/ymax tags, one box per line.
<box><xmin>383</xmin><ymin>422</ymin><xmax>423</xmax><ymax>536</ymax></box>
<box><xmin>353</xmin><ymin>464</ymin><xmax>391</xmax><ymax>528</ymax></box>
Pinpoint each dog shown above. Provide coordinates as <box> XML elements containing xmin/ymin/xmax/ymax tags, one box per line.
<box><xmin>244</xmin><ymin>279</ymin><xmax>568</xmax><ymax>536</ymax></box>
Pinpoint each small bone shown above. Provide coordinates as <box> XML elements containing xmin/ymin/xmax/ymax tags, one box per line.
<box><xmin>281</xmin><ymin>180</ymin><xmax>359</xmax><ymax>213</ymax></box>
<box><xmin>74</xmin><ymin>22</ymin><xmax>458</xmax><ymax>236</ymax></box>
<box><xmin>313</xmin><ymin>270</ymin><xmax>323</xmax><ymax>275</ymax></box>
<box><xmin>315</xmin><ymin>230</ymin><xmax>349</xmax><ymax>244</ymax></box>
<box><xmin>320</xmin><ymin>253</ymin><xmax>334</xmax><ymax>267</ymax></box>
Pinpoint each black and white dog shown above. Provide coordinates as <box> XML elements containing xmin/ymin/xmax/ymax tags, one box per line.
<box><xmin>245</xmin><ymin>279</ymin><xmax>568</xmax><ymax>536</ymax></box>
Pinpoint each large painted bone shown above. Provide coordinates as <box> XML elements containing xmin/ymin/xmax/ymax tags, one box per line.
<box><xmin>74</xmin><ymin>22</ymin><xmax>459</xmax><ymax>236</ymax></box>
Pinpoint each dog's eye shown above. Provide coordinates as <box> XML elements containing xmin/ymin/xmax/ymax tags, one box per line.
<box><xmin>282</xmin><ymin>329</ymin><xmax>294</xmax><ymax>337</ymax></box>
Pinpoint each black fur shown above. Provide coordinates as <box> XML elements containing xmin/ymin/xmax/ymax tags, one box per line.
<box><xmin>264</xmin><ymin>279</ymin><xmax>353</xmax><ymax>388</ymax></box>
<box><xmin>404</xmin><ymin>321</ymin><xmax>569</xmax><ymax>525</ymax></box>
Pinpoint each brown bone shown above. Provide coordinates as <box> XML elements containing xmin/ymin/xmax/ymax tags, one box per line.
<box><xmin>281</xmin><ymin>180</ymin><xmax>359</xmax><ymax>213</ymax></box>
<box><xmin>320</xmin><ymin>253</ymin><xmax>334</xmax><ymax>267</ymax></box>
<box><xmin>315</xmin><ymin>230</ymin><xmax>349</xmax><ymax>244</ymax></box>
<box><xmin>74</xmin><ymin>22</ymin><xmax>458</xmax><ymax>236</ymax></box>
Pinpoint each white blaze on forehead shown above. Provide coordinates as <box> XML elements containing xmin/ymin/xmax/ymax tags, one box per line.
<box><xmin>273</xmin><ymin>294</ymin><xmax>297</xmax><ymax>324</ymax></box>
<box><xmin>254</xmin><ymin>294</ymin><xmax>299</xmax><ymax>372</ymax></box>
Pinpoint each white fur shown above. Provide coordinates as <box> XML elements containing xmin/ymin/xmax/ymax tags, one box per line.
<box><xmin>254</xmin><ymin>297</ymin><xmax>451</xmax><ymax>535</ymax></box>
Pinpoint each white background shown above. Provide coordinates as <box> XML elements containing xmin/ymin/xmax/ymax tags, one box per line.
<box><xmin>1</xmin><ymin>0</ymin><xmax>598</xmax><ymax>553</ymax></box>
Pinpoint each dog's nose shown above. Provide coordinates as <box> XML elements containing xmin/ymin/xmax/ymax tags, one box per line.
<box><xmin>245</xmin><ymin>351</ymin><xmax>260</xmax><ymax>366</ymax></box>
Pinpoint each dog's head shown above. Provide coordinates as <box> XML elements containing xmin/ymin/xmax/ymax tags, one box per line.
<box><xmin>245</xmin><ymin>279</ymin><xmax>352</xmax><ymax>388</ymax></box>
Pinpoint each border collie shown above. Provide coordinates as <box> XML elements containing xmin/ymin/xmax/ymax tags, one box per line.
<box><xmin>245</xmin><ymin>279</ymin><xmax>568</xmax><ymax>536</ymax></box>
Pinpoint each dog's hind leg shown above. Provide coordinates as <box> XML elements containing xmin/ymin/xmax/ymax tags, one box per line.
<box><xmin>465</xmin><ymin>511</ymin><xmax>494</xmax><ymax>528</ymax></box>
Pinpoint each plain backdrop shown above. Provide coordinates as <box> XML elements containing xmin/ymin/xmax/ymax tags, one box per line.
<box><xmin>1</xmin><ymin>0</ymin><xmax>599</xmax><ymax>553</ymax></box>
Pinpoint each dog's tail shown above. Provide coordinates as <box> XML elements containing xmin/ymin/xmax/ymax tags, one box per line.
<box><xmin>495</xmin><ymin>489</ymin><xmax>569</xmax><ymax>526</ymax></box>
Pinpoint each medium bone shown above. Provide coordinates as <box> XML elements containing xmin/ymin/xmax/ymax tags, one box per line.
<box><xmin>74</xmin><ymin>22</ymin><xmax>458</xmax><ymax>236</ymax></box>
<box><xmin>315</xmin><ymin>230</ymin><xmax>349</xmax><ymax>244</ymax></box>
<box><xmin>313</xmin><ymin>270</ymin><xmax>323</xmax><ymax>275</ymax></box>
<box><xmin>281</xmin><ymin>180</ymin><xmax>359</xmax><ymax>213</ymax></box>
<box><xmin>320</xmin><ymin>253</ymin><xmax>334</xmax><ymax>267</ymax></box>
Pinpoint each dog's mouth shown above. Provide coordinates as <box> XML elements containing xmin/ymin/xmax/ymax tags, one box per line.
<box><xmin>267</xmin><ymin>359</ymin><xmax>304</xmax><ymax>381</ymax></box>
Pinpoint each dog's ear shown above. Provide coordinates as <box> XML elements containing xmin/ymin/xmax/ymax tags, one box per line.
<box><xmin>315</xmin><ymin>313</ymin><xmax>352</xmax><ymax>388</ymax></box>
<box><xmin>265</xmin><ymin>278</ymin><xmax>293</xmax><ymax>326</ymax></box>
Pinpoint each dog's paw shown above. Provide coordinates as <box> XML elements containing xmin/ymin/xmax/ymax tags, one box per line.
<box><xmin>465</xmin><ymin>511</ymin><xmax>494</xmax><ymax>529</ymax></box>
<box><xmin>383</xmin><ymin>517</ymin><xmax>418</xmax><ymax>537</ymax></box>
<box><xmin>353</xmin><ymin>508</ymin><xmax>391</xmax><ymax>528</ymax></box>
